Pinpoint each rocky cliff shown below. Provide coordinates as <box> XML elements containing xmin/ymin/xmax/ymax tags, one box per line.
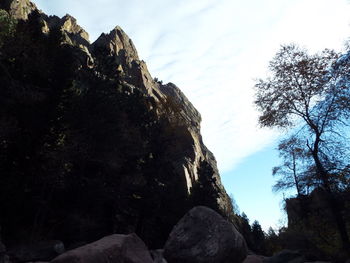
<box><xmin>0</xmin><ymin>0</ymin><xmax>233</xmax><ymax>249</ymax></box>
<box><xmin>284</xmin><ymin>188</ymin><xmax>350</xmax><ymax>257</ymax></box>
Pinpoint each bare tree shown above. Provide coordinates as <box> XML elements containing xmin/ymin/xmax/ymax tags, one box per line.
<box><xmin>255</xmin><ymin>44</ymin><xmax>350</xmax><ymax>251</ymax></box>
<box><xmin>272</xmin><ymin>136</ymin><xmax>316</xmax><ymax>196</ymax></box>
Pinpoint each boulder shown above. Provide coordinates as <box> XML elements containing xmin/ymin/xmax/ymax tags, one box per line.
<box><xmin>0</xmin><ymin>255</ymin><xmax>10</xmax><ymax>263</ymax></box>
<box><xmin>150</xmin><ymin>249</ymin><xmax>167</xmax><ymax>263</ymax></box>
<box><xmin>8</xmin><ymin>240</ymin><xmax>64</xmax><ymax>262</ymax></box>
<box><xmin>51</xmin><ymin>234</ymin><xmax>153</xmax><ymax>263</ymax></box>
<box><xmin>263</xmin><ymin>250</ymin><xmax>304</xmax><ymax>263</ymax></box>
<box><xmin>243</xmin><ymin>255</ymin><xmax>265</xmax><ymax>263</ymax></box>
<box><xmin>164</xmin><ymin>206</ymin><xmax>247</xmax><ymax>263</ymax></box>
<box><xmin>0</xmin><ymin>242</ymin><xmax>5</xmax><ymax>254</ymax></box>
<box><xmin>0</xmin><ymin>226</ymin><xmax>6</xmax><ymax>263</ymax></box>
<box><xmin>0</xmin><ymin>244</ymin><xmax>6</xmax><ymax>263</ymax></box>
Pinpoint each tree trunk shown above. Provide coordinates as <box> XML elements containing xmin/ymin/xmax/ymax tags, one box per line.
<box><xmin>292</xmin><ymin>152</ymin><xmax>301</xmax><ymax>196</ymax></box>
<box><xmin>311</xmin><ymin>146</ymin><xmax>350</xmax><ymax>253</ymax></box>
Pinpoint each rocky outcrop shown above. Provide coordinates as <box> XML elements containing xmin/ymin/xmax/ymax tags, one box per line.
<box><xmin>164</xmin><ymin>206</ymin><xmax>247</xmax><ymax>263</ymax></box>
<box><xmin>87</xmin><ymin>2</ymin><xmax>230</xmax><ymax>211</ymax></box>
<box><xmin>93</xmin><ymin>26</ymin><xmax>138</xmax><ymax>60</ymax></box>
<box><xmin>286</xmin><ymin>188</ymin><xmax>334</xmax><ymax>228</ymax></box>
<box><xmin>46</xmin><ymin>14</ymin><xmax>94</xmax><ymax>67</ymax></box>
<box><xmin>1</xmin><ymin>0</ymin><xmax>93</xmax><ymax>67</ymax></box>
<box><xmin>0</xmin><ymin>0</ymin><xmax>37</xmax><ymax>20</ymax></box>
<box><xmin>51</xmin><ymin>234</ymin><xmax>153</xmax><ymax>263</ymax></box>
<box><xmin>0</xmin><ymin>0</ymin><xmax>233</xmax><ymax>250</ymax></box>
<box><xmin>92</xmin><ymin>26</ymin><xmax>164</xmax><ymax>100</ymax></box>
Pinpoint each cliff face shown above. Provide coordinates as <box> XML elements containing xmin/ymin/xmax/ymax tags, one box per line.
<box><xmin>284</xmin><ymin>188</ymin><xmax>350</xmax><ymax>256</ymax></box>
<box><xmin>0</xmin><ymin>0</ymin><xmax>37</xmax><ymax>20</ymax></box>
<box><xmin>0</xmin><ymin>0</ymin><xmax>232</xmax><ymax>248</ymax></box>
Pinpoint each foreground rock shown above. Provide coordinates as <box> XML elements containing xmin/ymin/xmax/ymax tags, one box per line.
<box><xmin>8</xmin><ymin>240</ymin><xmax>64</xmax><ymax>262</ymax></box>
<box><xmin>264</xmin><ymin>250</ymin><xmax>304</xmax><ymax>263</ymax></box>
<box><xmin>0</xmin><ymin>240</ymin><xmax>8</xmax><ymax>263</ymax></box>
<box><xmin>243</xmin><ymin>255</ymin><xmax>265</xmax><ymax>263</ymax></box>
<box><xmin>164</xmin><ymin>206</ymin><xmax>247</xmax><ymax>263</ymax></box>
<box><xmin>150</xmin><ymin>249</ymin><xmax>168</xmax><ymax>263</ymax></box>
<box><xmin>51</xmin><ymin>234</ymin><xmax>153</xmax><ymax>263</ymax></box>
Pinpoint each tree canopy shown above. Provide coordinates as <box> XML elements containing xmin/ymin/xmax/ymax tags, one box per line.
<box><xmin>255</xmin><ymin>44</ymin><xmax>350</xmax><ymax>252</ymax></box>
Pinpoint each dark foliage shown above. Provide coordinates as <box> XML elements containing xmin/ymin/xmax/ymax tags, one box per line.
<box><xmin>189</xmin><ymin>160</ymin><xmax>221</xmax><ymax>214</ymax></box>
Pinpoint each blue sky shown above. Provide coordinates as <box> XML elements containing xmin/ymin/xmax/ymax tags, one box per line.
<box><xmin>31</xmin><ymin>0</ymin><xmax>350</xmax><ymax>230</ymax></box>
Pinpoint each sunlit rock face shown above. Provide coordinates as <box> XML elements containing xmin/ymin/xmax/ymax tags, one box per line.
<box><xmin>0</xmin><ymin>0</ymin><xmax>233</xmax><ymax>248</ymax></box>
<box><xmin>92</xmin><ymin>26</ymin><xmax>165</xmax><ymax>99</ymax></box>
<box><xmin>91</xmin><ymin>26</ymin><xmax>229</xmax><ymax>208</ymax></box>
<box><xmin>93</xmin><ymin>26</ymin><xmax>139</xmax><ymax>60</ymax></box>
<box><xmin>0</xmin><ymin>0</ymin><xmax>37</xmax><ymax>20</ymax></box>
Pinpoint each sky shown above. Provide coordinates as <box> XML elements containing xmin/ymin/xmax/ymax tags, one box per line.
<box><xmin>31</xmin><ymin>0</ymin><xmax>350</xmax><ymax>230</ymax></box>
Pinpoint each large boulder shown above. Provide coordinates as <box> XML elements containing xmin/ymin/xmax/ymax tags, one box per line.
<box><xmin>50</xmin><ymin>234</ymin><xmax>153</xmax><ymax>263</ymax></box>
<box><xmin>243</xmin><ymin>255</ymin><xmax>265</xmax><ymax>263</ymax></box>
<box><xmin>8</xmin><ymin>240</ymin><xmax>64</xmax><ymax>262</ymax></box>
<box><xmin>263</xmin><ymin>250</ymin><xmax>304</xmax><ymax>263</ymax></box>
<box><xmin>0</xmin><ymin>226</ymin><xmax>6</xmax><ymax>263</ymax></box>
<box><xmin>164</xmin><ymin>206</ymin><xmax>248</xmax><ymax>263</ymax></box>
<box><xmin>150</xmin><ymin>249</ymin><xmax>168</xmax><ymax>263</ymax></box>
<box><xmin>0</xmin><ymin>241</ymin><xmax>7</xmax><ymax>263</ymax></box>
<box><xmin>0</xmin><ymin>242</ymin><xmax>5</xmax><ymax>254</ymax></box>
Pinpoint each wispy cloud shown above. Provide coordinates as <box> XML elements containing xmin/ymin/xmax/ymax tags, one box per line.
<box><xmin>33</xmin><ymin>0</ymin><xmax>350</xmax><ymax>174</ymax></box>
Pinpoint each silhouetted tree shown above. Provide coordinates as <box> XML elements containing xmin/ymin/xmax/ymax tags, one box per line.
<box><xmin>272</xmin><ymin>136</ymin><xmax>317</xmax><ymax>196</ymax></box>
<box><xmin>229</xmin><ymin>194</ymin><xmax>240</xmax><ymax>215</ymax></box>
<box><xmin>190</xmin><ymin>160</ymin><xmax>220</xmax><ymax>213</ymax></box>
<box><xmin>251</xmin><ymin>220</ymin><xmax>266</xmax><ymax>254</ymax></box>
<box><xmin>255</xmin><ymin>44</ymin><xmax>350</xmax><ymax>252</ymax></box>
<box><xmin>237</xmin><ymin>212</ymin><xmax>253</xmax><ymax>249</ymax></box>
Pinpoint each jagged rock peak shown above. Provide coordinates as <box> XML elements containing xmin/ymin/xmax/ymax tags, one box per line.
<box><xmin>60</xmin><ymin>14</ymin><xmax>90</xmax><ymax>43</ymax></box>
<box><xmin>1</xmin><ymin>0</ymin><xmax>89</xmax><ymax>45</ymax></box>
<box><xmin>40</xmin><ymin>14</ymin><xmax>90</xmax><ymax>46</ymax></box>
<box><xmin>160</xmin><ymin>82</ymin><xmax>202</xmax><ymax>131</ymax></box>
<box><xmin>0</xmin><ymin>0</ymin><xmax>37</xmax><ymax>20</ymax></box>
<box><xmin>93</xmin><ymin>25</ymin><xmax>139</xmax><ymax>60</ymax></box>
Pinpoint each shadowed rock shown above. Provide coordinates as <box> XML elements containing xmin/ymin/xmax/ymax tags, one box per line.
<box><xmin>243</xmin><ymin>255</ymin><xmax>265</xmax><ymax>263</ymax></box>
<box><xmin>263</xmin><ymin>250</ymin><xmax>304</xmax><ymax>263</ymax></box>
<box><xmin>51</xmin><ymin>234</ymin><xmax>153</xmax><ymax>263</ymax></box>
<box><xmin>8</xmin><ymin>240</ymin><xmax>64</xmax><ymax>262</ymax></box>
<box><xmin>164</xmin><ymin>206</ymin><xmax>247</xmax><ymax>263</ymax></box>
<box><xmin>0</xmin><ymin>0</ymin><xmax>234</xmax><ymax>249</ymax></box>
<box><xmin>150</xmin><ymin>249</ymin><xmax>168</xmax><ymax>263</ymax></box>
